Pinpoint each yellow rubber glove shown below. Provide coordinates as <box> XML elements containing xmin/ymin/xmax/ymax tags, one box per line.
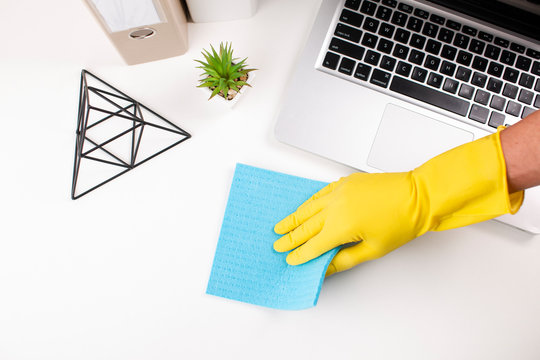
<box><xmin>273</xmin><ymin>130</ymin><xmax>524</xmax><ymax>276</ymax></box>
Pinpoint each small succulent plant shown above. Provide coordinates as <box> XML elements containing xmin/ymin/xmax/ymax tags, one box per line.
<box><xmin>195</xmin><ymin>42</ymin><xmax>256</xmax><ymax>100</ymax></box>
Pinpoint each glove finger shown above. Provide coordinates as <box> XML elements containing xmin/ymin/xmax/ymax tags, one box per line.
<box><xmin>285</xmin><ymin>229</ymin><xmax>341</xmax><ymax>266</ymax></box>
<box><xmin>274</xmin><ymin>193</ymin><xmax>331</xmax><ymax>234</ymax></box>
<box><xmin>325</xmin><ymin>242</ymin><xmax>380</xmax><ymax>276</ymax></box>
<box><xmin>273</xmin><ymin>210</ymin><xmax>325</xmax><ymax>252</ymax></box>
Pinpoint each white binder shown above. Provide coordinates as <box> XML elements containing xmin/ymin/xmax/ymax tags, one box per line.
<box><xmin>83</xmin><ymin>0</ymin><xmax>188</xmax><ymax>65</ymax></box>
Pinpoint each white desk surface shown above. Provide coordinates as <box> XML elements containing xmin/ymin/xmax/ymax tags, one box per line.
<box><xmin>1</xmin><ymin>0</ymin><xmax>539</xmax><ymax>359</ymax></box>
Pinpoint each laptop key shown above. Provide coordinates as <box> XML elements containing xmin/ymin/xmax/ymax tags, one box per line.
<box><xmin>382</xmin><ymin>0</ymin><xmax>397</xmax><ymax>8</ymax></box>
<box><xmin>526</xmin><ymin>49</ymin><xmax>540</xmax><ymax>59</ymax></box>
<box><xmin>455</xmin><ymin>66</ymin><xmax>472</xmax><ymax>82</ymax></box>
<box><xmin>487</xmin><ymin>62</ymin><xmax>504</xmax><ymax>78</ymax></box>
<box><xmin>502</xmin><ymin>68</ymin><xmax>519</xmax><ymax>83</ymax></box>
<box><xmin>502</xmin><ymin>83</ymin><xmax>518</xmax><ymax>99</ymax></box>
<box><xmin>441</xmin><ymin>45</ymin><xmax>457</xmax><ymax>60</ymax></box>
<box><xmin>492</xmin><ymin>37</ymin><xmax>509</xmax><ymax>48</ymax></box>
<box><xmin>536</xmin><ymin>79</ymin><xmax>540</xmax><ymax>92</ymax></box>
<box><xmin>456</xmin><ymin>50</ymin><xmax>473</xmax><ymax>66</ymax></box>
<box><xmin>390</xmin><ymin>76</ymin><xmax>470</xmax><ymax>116</ymax></box>
<box><xmin>361</xmin><ymin>33</ymin><xmax>378</xmax><ymax>48</ymax></box>
<box><xmin>472</xmin><ymin>56</ymin><xmax>488</xmax><ymax>72</ymax></box>
<box><xmin>429</xmin><ymin>13</ymin><xmax>445</xmax><ymax>25</ymax></box>
<box><xmin>340</xmin><ymin>9</ymin><xmax>364</xmax><ymax>28</ymax></box>
<box><xmin>394</xmin><ymin>28</ymin><xmax>411</xmax><ymax>44</ymax></box>
<box><xmin>469</xmin><ymin>104</ymin><xmax>489</xmax><ymax>123</ymax></box>
<box><xmin>469</xmin><ymin>39</ymin><xmax>485</xmax><ymax>55</ymax></box>
<box><xmin>377</xmin><ymin>38</ymin><xmax>394</xmax><ymax>54</ymax></box>
<box><xmin>441</xmin><ymin>45</ymin><xmax>457</xmax><ymax>61</ymax></box>
<box><xmin>375</xmin><ymin>6</ymin><xmax>393</xmax><ymax>21</ymax></box>
<box><xmin>446</xmin><ymin>19</ymin><xmax>461</xmax><ymax>30</ymax></box>
<box><xmin>458</xmin><ymin>83</ymin><xmax>474</xmax><ymax>99</ymax></box>
<box><xmin>437</xmin><ymin>28</ymin><xmax>454</xmax><ymax>43</ymax></box>
<box><xmin>500</xmin><ymin>50</ymin><xmax>516</xmax><ymax>66</ymax></box>
<box><xmin>474</xmin><ymin>89</ymin><xmax>490</xmax><ymax>105</ymax></box>
<box><xmin>363</xmin><ymin>17</ymin><xmax>380</xmax><ymax>32</ymax></box>
<box><xmin>485</xmin><ymin>45</ymin><xmax>501</xmax><ymax>60</ymax></box>
<box><xmin>370</xmin><ymin>68</ymin><xmax>392</xmax><ymax>88</ymax></box>
<box><xmin>532</xmin><ymin>61</ymin><xmax>540</xmax><ymax>76</ymax></box>
<box><xmin>490</xmin><ymin>95</ymin><xmax>505</xmax><ymax>111</ymax></box>
<box><xmin>515</xmin><ymin>56</ymin><xmax>531</xmax><ymax>71</ymax></box>
<box><xmin>396</xmin><ymin>61</ymin><xmax>412</xmax><ymax>77</ymax></box>
<box><xmin>408</xmin><ymin>49</ymin><xmax>425</xmax><ymax>65</ymax></box>
<box><xmin>487</xmin><ymin>78</ymin><xmax>503</xmax><ymax>94</ymax></box>
<box><xmin>335</xmin><ymin>23</ymin><xmax>363</xmax><ymax>43</ymax></box>
<box><xmin>406</xmin><ymin>17</ymin><xmax>424</xmax><ymax>32</ymax></box>
<box><xmin>522</xmin><ymin>107</ymin><xmax>535</xmax><ymax>118</ymax></box>
<box><xmin>462</xmin><ymin>25</ymin><xmax>477</xmax><ymax>37</ymax></box>
<box><xmin>427</xmin><ymin>72</ymin><xmax>443</xmax><ymax>88</ymax></box>
<box><xmin>345</xmin><ymin>0</ymin><xmax>361</xmax><ymax>10</ymax></box>
<box><xmin>414</xmin><ymin>8</ymin><xmax>429</xmax><ymax>19</ymax></box>
<box><xmin>411</xmin><ymin>66</ymin><xmax>428</xmax><ymax>82</ymax></box>
<box><xmin>354</xmin><ymin>63</ymin><xmax>372</xmax><ymax>81</ymax></box>
<box><xmin>410</xmin><ymin>34</ymin><xmax>426</xmax><ymax>49</ymax></box>
<box><xmin>330</xmin><ymin>38</ymin><xmax>366</xmax><ymax>60</ymax></box>
<box><xmin>365</xmin><ymin>50</ymin><xmax>381</xmax><ymax>65</ymax></box>
<box><xmin>398</xmin><ymin>3</ymin><xmax>413</xmax><ymax>14</ymax></box>
<box><xmin>391</xmin><ymin>11</ymin><xmax>408</xmax><ymax>26</ymax></box>
<box><xmin>380</xmin><ymin>55</ymin><xmax>397</xmax><ymax>71</ymax></box>
<box><xmin>422</xmin><ymin>22</ymin><xmax>439</xmax><ymax>38</ymax></box>
<box><xmin>505</xmin><ymin>101</ymin><xmax>522</xmax><ymax>117</ymax></box>
<box><xmin>518</xmin><ymin>89</ymin><xmax>534</xmax><ymax>105</ymax></box>
<box><xmin>393</xmin><ymin>44</ymin><xmax>409</xmax><ymax>59</ymax></box>
<box><xmin>453</xmin><ymin>34</ymin><xmax>470</xmax><ymax>49</ymax></box>
<box><xmin>519</xmin><ymin>73</ymin><xmax>534</xmax><ymax>89</ymax></box>
<box><xmin>323</xmin><ymin>52</ymin><xmax>340</xmax><ymax>70</ymax></box>
<box><xmin>379</xmin><ymin>23</ymin><xmax>395</xmax><ymax>38</ymax></box>
<box><xmin>338</xmin><ymin>57</ymin><xmax>356</xmax><ymax>75</ymax></box>
<box><xmin>425</xmin><ymin>39</ymin><xmax>442</xmax><ymax>55</ymax></box>
<box><xmin>442</xmin><ymin>78</ymin><xmax>459</xmax><ymax>94</ymax></box>
<box><xmin>471</xmin><ymin>72</ymin><xmax>487</xmax><ymax>88</ymax></box>
<box><xmin>488</xmin><ymin>112</ymin><xmax>505</xmax><ymax>128</ymax></box>
<box><xmin>440</xmin><ymin>61</ymin><xmax>456</xmax><ymax>76</ymax></box>
<box><xmin>535</xmin><ymin>94</ymin><xmax>540</xmax><ymax>108</ymax></box>
<box><xmin>360</xmin><ymin>1</ymin><xmax>377</xmax><ymax>16</ymax></box>
<box><xmin>424</xmin><ymin>55</ymin><xmax>440</xmax><ymax>70</ymax></box>
<box><xmin>478</xmin><ymin>31</ymin><xmax>493</xmax><ymax>42</ymax></box>
<box><xmin>510</xmin><ymin>43</ymin><xmax>525</xmax><ymax>54</ymax></box>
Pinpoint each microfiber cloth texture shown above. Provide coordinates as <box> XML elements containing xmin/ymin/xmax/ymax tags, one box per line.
<box><xmin>206</xmin><ymin>163</ymin><xmax>339</xmax><ymax>310</ymax></box>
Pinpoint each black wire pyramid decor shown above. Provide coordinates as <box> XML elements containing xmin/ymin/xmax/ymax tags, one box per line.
<box><xmin>71</xmin><ymin>70</ymin><xmax>191</xmax><ymax>199</ymax></box>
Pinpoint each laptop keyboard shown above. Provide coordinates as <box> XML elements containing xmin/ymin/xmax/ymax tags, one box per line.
<box><xmin>319</xmin><ymin>0</ymin><xmax>540</xmax><ymax>129</ymax></box>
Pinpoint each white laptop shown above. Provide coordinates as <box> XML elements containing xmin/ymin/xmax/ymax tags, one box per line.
<box><xmin>275</xmin><ymin>0</ymin><xmax>540</xmax><ymax>233</ymax></box>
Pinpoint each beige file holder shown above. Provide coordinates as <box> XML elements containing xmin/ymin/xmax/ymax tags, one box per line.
<box><xmin>83</xmin><ymin>0</ymin><xmax>188</xmax><ymax>65</ymax></box>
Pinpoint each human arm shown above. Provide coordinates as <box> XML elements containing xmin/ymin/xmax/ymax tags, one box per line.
<box><xmin>273</xmin><ymin>110</ymin><xmax>540</xmax><ymax>276</ymax></box>
<box><xmin>501</xmin><ymin>110</ymin><xmax>540</xmax><ymax>193</ymax></box>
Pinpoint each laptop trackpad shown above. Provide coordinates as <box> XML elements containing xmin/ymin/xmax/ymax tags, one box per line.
<box><xmin>367</xmin><ymin>104</ymin><xmax>474</xmax><ymax>172</ymax></box>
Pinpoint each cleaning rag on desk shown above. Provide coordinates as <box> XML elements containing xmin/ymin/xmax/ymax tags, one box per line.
<box><xmin>206</xmin><ymin>164</ymin><xmax>339</xmax><ymax>310</ymax></box>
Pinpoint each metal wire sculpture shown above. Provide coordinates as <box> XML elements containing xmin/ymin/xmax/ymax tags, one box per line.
<box><xmin>71</xmin><ymin>70</ymin><xmax>191</xmax><ymax>199</ymax></box>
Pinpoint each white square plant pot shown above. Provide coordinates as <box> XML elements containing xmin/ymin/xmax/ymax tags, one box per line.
<box><xmin>186</xmin><ymin>0</ymin><xmax>258</xmax><ymax>23</ymax></box>
<box><xmin>202</xmin><ymin>71</ymin><xmax>254</xmax><ymax>108</ymax></box>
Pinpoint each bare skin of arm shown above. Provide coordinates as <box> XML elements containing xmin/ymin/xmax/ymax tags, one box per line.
<box><xmin>500</xmin><ymin>110</ymin><xmax>540</xmax><ymax>193</ymax></box>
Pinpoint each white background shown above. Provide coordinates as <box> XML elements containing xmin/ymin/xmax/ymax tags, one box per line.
<box><xmin>1</xmin><ymin>0</ymin><xmax>539</xmax><ymax>359</ymax></box>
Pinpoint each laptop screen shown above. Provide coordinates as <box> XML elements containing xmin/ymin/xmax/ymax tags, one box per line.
<box><xmin>425</xmin><ymin>0</ymin><xmax>540</xmax><ymax>41</ymax></box>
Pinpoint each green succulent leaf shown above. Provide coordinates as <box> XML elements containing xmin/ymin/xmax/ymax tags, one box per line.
<box><xmin>194</xmin><ymin>41</ymin><xmax>257</xmax><ymax>100</ymax></box>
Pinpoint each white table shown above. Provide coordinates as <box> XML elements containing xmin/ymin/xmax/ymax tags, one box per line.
<box><xmin>1</xmin><ymin>0</ymin><xmax>539</xmax><ymax>359</ymax></box>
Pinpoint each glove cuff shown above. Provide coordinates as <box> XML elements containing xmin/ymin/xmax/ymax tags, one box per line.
<box><xmin>412</xmin><ymin>128</ymin><xmax>524</xmax><ymax>232</ymax></box>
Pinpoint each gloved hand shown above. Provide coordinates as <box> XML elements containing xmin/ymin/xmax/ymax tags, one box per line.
<box><xmin>273</xmin><ymin>130</ymin><xmax>524</xmax><ymax>276</ymax></box>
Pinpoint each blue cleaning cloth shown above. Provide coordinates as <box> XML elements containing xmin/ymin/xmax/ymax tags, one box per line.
<box><xmin>206</xmin><ymin>163</ymin><xmax>339</xmax><ymax>310</ymax></box>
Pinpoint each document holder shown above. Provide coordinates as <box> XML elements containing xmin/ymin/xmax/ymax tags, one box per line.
<box><xmin>83</xmin><ymin>0</ymin><xmax>188</xmax><ymax>65</ymax></box>
<box><xmin>71</xmin><ymin>70</ymin><xmax>191</xmax><ymax>199</ymax></box>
